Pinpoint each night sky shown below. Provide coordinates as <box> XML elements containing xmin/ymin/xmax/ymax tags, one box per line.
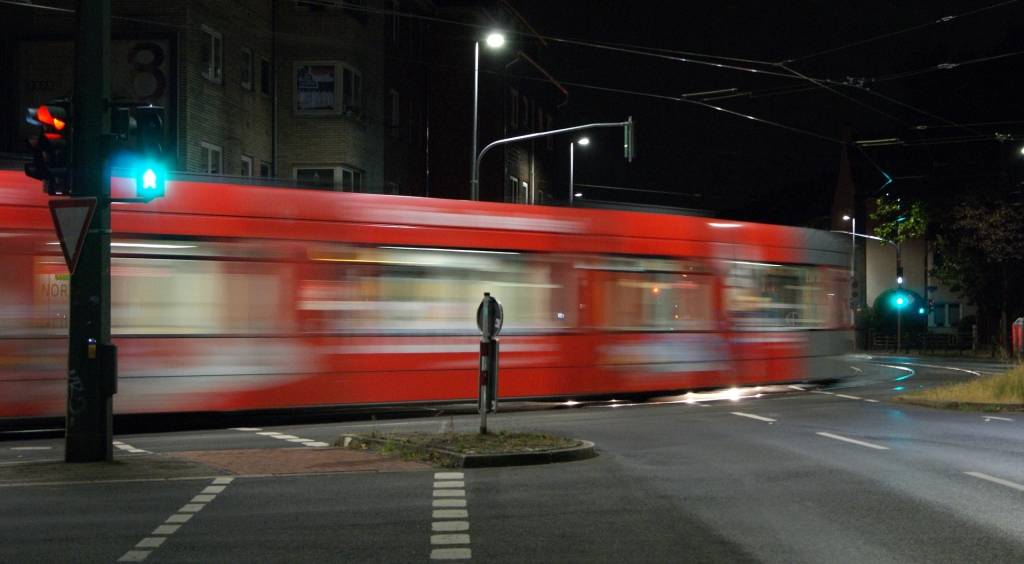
<box><xmin>509</xmin><ymin>0</ymin><xmax>1023</xmax><ymax>219</ymax></box>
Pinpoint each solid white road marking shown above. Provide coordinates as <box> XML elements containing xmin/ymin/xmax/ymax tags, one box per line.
<box><xmin>835</xmin><ymin>394</ymin><xmax>862</xmax><ymax>400</ymax></box>
<box><xmin>212</xmin><ymin>477</ymin><xmax>234</xmax><ymax>485</ymax></box>
<box><xmin>256</xmin><ymin>432</ymin><xmax>282</xmax><ymax>436</ymax></box>
<box><xmin>965</xmin><ymin>472</ymin><xmax>1024</xmax><ymax>492</ymax></box>
<box><xmin>431</xmin><ymin>548</ymin><xmax>472</xmax><ymax>560</ymax></box>
<box><xmin>433</xmin><ymin>499</ymin><xmax>467</xmax><ymax>508</ymax></box>
<box><xmin>435</xmin><ymin>472</ymin><xmax>464</xmax><ymax>480</ymax></box>
<box><xmin>191</xmin><ymin>495</ymin><xmax>215</xmax><ymax>503</ymax></box>
<box><xmin>983</xmin><ymin>416</ymin><xmax>1014</xmax><ymax>422</ymax></box>
<box><xmin>231</xmin><ymin>427</ymin><xmax>261</xmax><ymax>431</ymax></box>
<box><xmin>732</xmin><ymin>412</ymin><xmax>776</xmax><ymax>423</ymax></box>
<box><xmin>432</xmin><ymin>534</ymin><xmax>471</xmax><ymax>545</ymax></box>
<box><xmin>434</xmin><ymin>481</ymin><xmax>465</xmax><ymax>488</ymax></box>
<box><xmin>434</xmin><ymin>489</ymin><xmax>465</xmax><ymax>497</ymax></box>
<box><xmin>135</xmin><ymin>537</ymin><xmax>166</xmax><ymax>548</ymax></box>
<box><xmin>302</xmin><ymin>441</ymin><xmax>331</xmax><ymax>447</ymax></box>
<box><xmin>433</xmin><ymin>509</ymin><xmax>468</xmax><ymax>519</ymax></box>
<box><xmin>272</xmin><ymin>435</ymin><xmax>299</xmax><ymax>440</ymax></box>
<box><xmin>816</xmin><ymin>432</ymin><xmax>889</xmax><ymax>450</ymax></box>
<box><xmin>433</xmin><ymin>521</ymin><xmax>470</xmax><ymax>532</ymax></box>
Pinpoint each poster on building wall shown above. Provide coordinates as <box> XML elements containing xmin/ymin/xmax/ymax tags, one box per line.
<box><xmin>296</xmin><ymin>64</ymin><xmax>337</xmax><ymax>112</ymax></box>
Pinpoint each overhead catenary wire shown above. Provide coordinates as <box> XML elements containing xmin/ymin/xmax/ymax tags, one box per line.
<box><xmin>783</xmin><ymin>0</ymin><xmax>1020</xmax><ymax>64</ymax></box>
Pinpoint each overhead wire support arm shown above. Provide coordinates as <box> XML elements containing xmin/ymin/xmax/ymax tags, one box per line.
<box><xmin>472</xmin><ymin>118</ymin><xmax>635</xmax><ymax>200</ymax></box>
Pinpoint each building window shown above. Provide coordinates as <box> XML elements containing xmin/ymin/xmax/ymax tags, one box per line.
<box><xmin>201</xmin><ymin>26</ymin><xmax>223</xmax><ymax>83</ymax></box>
<box><xmin>260</xmin><ymin>58</ymin><xmax>272</xmax><ymax>96</ymax></box>
<box><xmin>390</xmin><ymin>89</ymin><xmax>400</xmax><ymax>137</ymax></box>
<box><xmin>295</xmin><ymin>62</ymin><xmax>361</xmax><ymax>113</ymax></box>
<box><xmin>259</xmin><ymin>162</ymin><xmax>272</xmax><ymax>177</ymax></box>
<box><xmin>343</xmin><ymin>66</ymin><xmax>362</xmax><ymax>109</ymax></box>
<box><xmin>507</xmin><ymin>175</ymin><xmax>519</xmax><ymax>203</ymax></box>
<box><xmin>295</xmin><ymin>167</ymin><xmax>335</xmax><ymax>190</ymax></box>
<box><xmin>392</xmin><ymin>0</ymin><xmax>400</xmax><ymax>45</ymax></box>
<box><xmin>240</xmin><ymin>155</ymin><xmax>253</xmax><ymax>176</ymax></box>
<box><xmin>387</xmin><ymin>182</ymin><xmax>399</xmax><ymax>195</ymax></box>
<box><xmin>510</xmin><ymin>88</ymin><xmax>518</xmax><ymax>130</ymax></box>
<box><xmin>520</xmin><ymin>180</ymin><xmax>529</xmax><ymax>204</ymax></box>
<box><xmin>342</xmin><ymin>167</ymin><xmax>362</xmax><ymax>192</ymax></box>
<box><xmin>240</xmin><ymin>48</ymin><xmax>252</xmax><ymax>90</ymax></box>
<box><xmin>200</xmin><ymin>142</ymin><xmax>223</xmax><ymax>174</ymax></box>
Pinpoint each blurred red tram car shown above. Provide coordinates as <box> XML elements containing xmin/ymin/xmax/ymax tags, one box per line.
<box><xmin>0</xmin><ymin>170</ymin><xmax>853</xmax><ymax>421</ymax></box>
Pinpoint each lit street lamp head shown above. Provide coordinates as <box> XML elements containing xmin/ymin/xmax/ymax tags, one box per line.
<box><xmin>486</xmin><ymin>33</ymin><xmax>505</xmax><ymax>48</ymax></box>
<box><xmin>578</xmin><ymin>137</ymin><xmax>590</xmax><ymax>146</ymax></box>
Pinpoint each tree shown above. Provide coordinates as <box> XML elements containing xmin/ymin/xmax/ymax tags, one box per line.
<box><xmin>932</xmin><ymin>197</ymin><xmax>1024</xmax><ymax>351</ymax></box>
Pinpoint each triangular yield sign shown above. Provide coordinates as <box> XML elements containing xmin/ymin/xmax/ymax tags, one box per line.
<box><xmin>49</xmin><ymin>198</ymin><xmax>97</xmax><ymax>276</ymax></box>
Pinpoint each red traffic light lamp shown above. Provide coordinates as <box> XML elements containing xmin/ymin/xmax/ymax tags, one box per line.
<box><xmin>25</xmin><ymin>100</ymin><xmax>73</xmax><ymax>195</ymax></box>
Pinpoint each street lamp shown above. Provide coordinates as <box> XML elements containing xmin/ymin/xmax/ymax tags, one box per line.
<box><xmin>570</xmin><ymin>137</ymin><xmax>589</xmax><ymax>206</ymax></box>
<box><xmin>471</xmin><ymin>32</ymin><xmax>505</xmax><ymax>201</ymax></box>
<box><xmin>842</xmin><ymin>214</ymin><xmax>856</xmax><ymax>325</ymax></box>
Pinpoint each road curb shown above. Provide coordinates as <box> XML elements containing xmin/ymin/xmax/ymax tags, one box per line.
<box><xmin>346</xmin><ymin>436</ymin><xmax>598</xmax><ymax>468</ymax></box>
<box><xmin>890</xmin><ymin>395</ymin><xmax>1024</xmax><ymax>412</ymax></box>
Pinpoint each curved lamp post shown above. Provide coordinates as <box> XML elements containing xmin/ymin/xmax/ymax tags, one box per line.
<box><xmin>570</xmin><ymin>137</ymin><xmax>588</xmax><ymax>206</ymax></box>
<box><xmin>470</xmin><ymin>32</ymin><xmax>505</xmax><ymax>201</ymax></box>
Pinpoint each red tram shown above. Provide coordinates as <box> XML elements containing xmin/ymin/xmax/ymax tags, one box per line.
<box><xmin>0</xmin><ymin>170</ymin><xmax>853</xmax><ymax>420</ymax></box>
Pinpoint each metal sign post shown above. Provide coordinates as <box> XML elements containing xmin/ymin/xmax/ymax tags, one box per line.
<box><xmin>476</xmin><ymin>293</ymin><xmax>503</xmax><ymax>434</ymax></box>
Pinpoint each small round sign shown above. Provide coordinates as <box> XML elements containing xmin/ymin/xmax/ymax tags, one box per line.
<box><xmin>476</xmin><ymin>293</ymin><xmax>503</xmax><ymax>339</ymax></box>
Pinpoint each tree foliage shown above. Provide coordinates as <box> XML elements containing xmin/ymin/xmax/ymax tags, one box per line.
<box><xmin>870</xmin><ymin>194</ymin><xmax>926</xmax><ymax>244</ymax></box>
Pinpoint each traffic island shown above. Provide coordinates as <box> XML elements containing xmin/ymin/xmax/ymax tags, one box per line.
<box><xmin>336</xmin><ymin>431</ymin><xmax>597</xmax><ymax>469</ymax></box>
<box><xmin>891</xmin><ymin>364</ymin><xmax>1024</xmax><ymax>412</ymax></box>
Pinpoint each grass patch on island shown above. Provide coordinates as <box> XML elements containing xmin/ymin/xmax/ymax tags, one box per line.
<box><xmin>336</xmin><ymin>430</ymin><xmax>582</xmax><ymax>467</ymax></box>
<box><xmin>904</xmin><ymin>364</ymin><xmax>1024</xmax><ymax>405</ymax></box>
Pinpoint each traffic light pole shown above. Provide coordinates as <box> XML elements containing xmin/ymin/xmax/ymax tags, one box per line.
<box><xmin>66</xmin><ymin>0</ymin><xmax>114</xmax><ymax>462</ymax></box>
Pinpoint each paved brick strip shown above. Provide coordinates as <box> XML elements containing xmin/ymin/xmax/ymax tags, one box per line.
<box><xmin>116</xmin><ymin>477</ymin><xmax>235</xmax><ymax>562</ymax></box>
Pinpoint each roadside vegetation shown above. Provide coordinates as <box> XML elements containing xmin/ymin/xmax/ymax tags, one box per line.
<box><xmin>336</xmin><ymin>430</ymin><xmax>581</xmax><ymax>467</ymax></box>
<box><xmin>904</xmin><ymin>363</ymin><xmax>1024</xmax><ymax>405</ymax></box>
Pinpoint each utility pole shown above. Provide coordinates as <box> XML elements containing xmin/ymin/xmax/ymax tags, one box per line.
<box><xmin>66</xmin><ymin>0</ymin><xmax>114</xmax><ymax>462</ymax></box>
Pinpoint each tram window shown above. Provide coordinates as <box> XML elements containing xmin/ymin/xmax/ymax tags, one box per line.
<box><xmin>593</xmin><ymin>258</ymin><xmax>713</xmax><ymax>332</ymax></box>
<box><xmin>299</xmin><ymin>246</ymin><xmax>577</xmax><ymax>335</ymax></box>
<box><xmin>725</xmin><ymin>262</ymin><xmax>840</xmax><ymax>330</ymax></box>
<box><xmin>107</xmin><ymin>241</ymin><xmax>289</xmax><ymax>335</ymax></box>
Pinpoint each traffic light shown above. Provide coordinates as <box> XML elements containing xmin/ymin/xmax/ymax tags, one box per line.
<box><xmin>896</xmin><ymin>265</ymin><xmax>904</xmax><ymax>285</ymax></box>
<box><xmin>624</xmin><ymin>116</ymin><xmax>635</xmax><ymax>162</ymax></box>
<box><xmin>134</xmin><ymin>106</ymin><xmax>165</xmax><ymax>200</ymax></box>
<box><xmin>25</xmin><ymin>100</ymin><xmax>73</xmax><ymax>195</ymax></box>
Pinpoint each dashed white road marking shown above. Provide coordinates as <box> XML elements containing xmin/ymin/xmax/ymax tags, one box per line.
<box><xmin>863</xmin><ymin>399</ymin><xmax>881</xmax><ymax>403</ymax></box>
<box><xmin>9</xmin><ymin>446</ymin><xmax>52</xmax><ymax>451</ymax></box>
<box><xmin>811</xmin><ymin>391</ymin><xmax>835</xmax><ymax>395</ymax></box>
<box><xmin>112</xmin><ymin>441</ymin><xmax>149</xmax><ymax>454</ymax></box>
<box><xmin>816</xmin><ymin>432</ymin><xmax>889</xmax><ymax>450</ymax></box>
<box><xmin>983</xmin><ymin>416</ymin><xmax>1014</xmax><ymax>422</ymax></box>
<box><xmin>835</xmin><ymin>394</ymin><xmax>862</xmax><ymax>400</ymax></box>
<box><xmin>965</xmin><ymin>472</ymin><xmax>1024</xmax><ymax>492</ymax></box>
<box><xmin>732</xmin><ymin>412</ymin><xmax>776</xmax><ymax>423</ymax></box>
<box><xmin>237</xmin><ymin>429</ymin><xmax>330</xmax><ymax>448</ymax></box>
<box><xmin>117</xmin><ymin>477</ymin><xmax>235</xmax><ymax>562</ymax></box>
<box><xmin>431</xmin><ymin>471</ymin><xmax>471</xmax><ymax>560</ymax></box>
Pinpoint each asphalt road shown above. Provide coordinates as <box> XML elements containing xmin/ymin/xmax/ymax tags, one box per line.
<box><xmin>2</xmin><ymin>355</ymin><xmax>1023</xmax><ymax>563</ymax></box>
